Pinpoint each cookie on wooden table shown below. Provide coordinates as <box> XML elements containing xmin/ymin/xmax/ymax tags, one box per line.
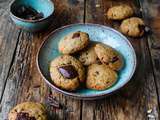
<box><xmin>86</xmin><ymin>64</ymin><xmax>118</xmax><ymax>90</ymax></box>
<box><xmin>8</xmin><ymin>102</ymin><xmax>47</xmax><ymax>120</ymax></box>
<box><xmin>107</xmin><ymin>4</ymin><xmax>134</xmax><ymax>20</ymax></box>
<box><xmin>50</xmin><ymin>55</ymin><xmax>85</xmax><ymax>91</ymax></box>
<box><xmin>120</xmin><ymin>17</ymin><xmax>145</xmax><ymax>37</ymax></box>
<box><xmin>94</xmin><ymin>44</ymin><xmax>124</xmax><ymax>71</ymax></box>
<box><xmin>58</xmin><ymin>31</ymin><xmax>89</xmax><ymax>54</ymax></box>
<box><xmin>78</xmin><ymin>44</ymin><xmax>100</xmax><ymax>66</ymax></box>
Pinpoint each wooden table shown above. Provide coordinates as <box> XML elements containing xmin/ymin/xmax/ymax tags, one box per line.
<box><xmin>0</xmin><ymin>0</ymin><xmax>160</xmax><ymax>119</ymax></box>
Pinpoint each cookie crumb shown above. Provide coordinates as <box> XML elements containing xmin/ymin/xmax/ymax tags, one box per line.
<box><xmin>147</xmin><ymin>109</ymin><xmax>152</xmax><ymax>114</ymax></box>
<box><xmin>96</xmin><ymin>4</ymin><xmax>100</xmax><ymax>8</ymax></box>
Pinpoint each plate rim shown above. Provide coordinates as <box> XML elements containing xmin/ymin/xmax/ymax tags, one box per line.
<box><xmin>36</xmin><ymin>23</ymin><xmax>137</xmax><ymax>100</ymax></box>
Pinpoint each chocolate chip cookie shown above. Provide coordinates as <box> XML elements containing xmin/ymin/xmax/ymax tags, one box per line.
<box><xmin>50</xmin><ymin>55</ymin><xmax>85</xmax><ymax>91</ymax></box>
<box><xmin>86</xmin><ymin>64</ymin><xmax>118</xmax><ymax>90</ymax></box>
<box><xmin>94</xmin><ymin>44</ymin><xmax>124</xmax><ymax>71</ymax></box>
<box><xmin>107</xmin><ymin>4</ymin><xmax>134</xmax><ymax>20</ymax></box>
<box><xmin>8</xmin><ymin>102</ymin><xmax>47</xmax><ymax>120</ymax></box>
<box><xmin>120</xmin><ymin>17</ymin><xmax>145</xmax><ymax>37</ymax></box>
<box><xmin>59</xmin><ymin>31</ymin><xmax>89</xmax><ymax>54</ymax></box>
<box><xmin>78</xmin><ymin>44</ymin><xmax>100</xmax><ymax>66</ymax></box>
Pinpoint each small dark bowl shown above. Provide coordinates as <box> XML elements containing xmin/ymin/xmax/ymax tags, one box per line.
<box><xmin>10</xmin><ymin>0</ymin><xmax>54</xmax><ymax>32</ymax></box>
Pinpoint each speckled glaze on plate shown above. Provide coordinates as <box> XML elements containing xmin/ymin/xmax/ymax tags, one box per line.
<box><xmin>37</xmin><ymin>23</ymin><xmax>137</xmax><ymax>100</ymax></box>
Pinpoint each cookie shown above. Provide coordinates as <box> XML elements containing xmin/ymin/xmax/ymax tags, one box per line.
<box><xmin>107</xmin><ymin>4</ymin><xmax>134</xmax><ymax>20</ymax></box>
<box><xmin>50</xmin><ymin>55</ymin><xmax>85</xmax><ymax>91</ymax></box>
<box><xmin>78</xmin><ymin>44</ymin><xmax>99</xmax><ymax>66</ymax></box>
<box><xmin>8</xmin><ymin>102</ymin><xmax>47</xmax><ymax>120</ymax></box>
<box><xmin>59</xmin><ymin>31</ymin><xmax>89</xmax><ymax>54</ymax></box>
<box><xmin>94</xmin><ymin>44</ymin><xmax>124</xmax><ymax>71</ymax></box>
<box><xmin>120</xmin><ymin>17</ymin><xmax>145</xmax><ymax>37</ymax></box>
<box><xmin>86</xmin><ymin>64</ymin><xmax>118</xmax><ymax>90</ymax></box>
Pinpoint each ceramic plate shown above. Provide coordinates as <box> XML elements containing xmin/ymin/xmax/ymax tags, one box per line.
<box><xmin>37</xmin><ymin>23</ymin><xmax>136</xmax><ymax>100</ymax></box>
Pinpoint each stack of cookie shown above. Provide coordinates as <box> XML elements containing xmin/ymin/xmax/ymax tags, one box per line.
<box><xmin>107</xmin><ymin>4</ymin><xmax>146</xmax><ymax>37</ymax></box>
<box><xmin>49</xmin><ymin>31</ymin><xmax>124</xmax><ymax>91</ymax></box>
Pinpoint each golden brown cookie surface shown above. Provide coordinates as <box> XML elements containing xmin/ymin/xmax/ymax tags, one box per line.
<box><xmin>78</xmin><ymin>44</ymin><xmax>99</xmax><ymax>66</ymax></box>
<box><xmin>107</xmin><ymin>4</ymin><xmax>133</xmax><ymax>20</ymax></box>
<box><xmin>8</xmin><ymin>102</ymin><xmax>47</xmax><ymax>120</ymax></box>
<box><xmin>120</xmin><ymin>17</ymin><xmax>145</xmax><ymax>37</ymax></box>
<box><xmin>58</xmin><ymin>31</ymin><xmax>89</xmax><ymax>54</ymax></box>
<box><xmin>94</xmin><ymin>44</ymin><xmax>124</xmax><ymax>71</ymax></box>
<box><xmin>50</xmin><ymin>55</ymin><xmax>85</xmax><ymax>91</ymax></box>
<box><xmin>86</xmin><ymin>64</ymin><xmax>118</xmax><ymax>90</ymax></box>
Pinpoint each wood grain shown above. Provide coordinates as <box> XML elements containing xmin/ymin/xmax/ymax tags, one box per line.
<box><xmin>82</xmin><ymin>0</ymin><xmax>160</xmax><ymax>120</ymax></box>
<box><xmin>139</xmin><ymin>0</ymin><xmax>160</xmax><ymax>115</ymax></box>
<box><xmin>0</xmin><ymin>0</ymin><xmax>160</xmax><ymax>120</ymax></box>
<box><xmin>0</xmin><ymin>0</ymin><xmax>84</xmax><ymax>119</ymax></box>
<box><xmin>0</xmin><ymin>0</ymin><xmax>21</xmax><ymax>100</ymax></box>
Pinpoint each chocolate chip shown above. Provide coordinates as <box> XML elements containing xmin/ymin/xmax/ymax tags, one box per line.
<box><xmin>85</xmin><ymin>52</ymin><xmax>88</xmax><ymax>55</ymax></box>
<box><xmin>72</xmin><ymin>32</ymin><xmax>80</xmax><ymax>39</ymax></box>
<box><xmin>111</xmin><ymin>56</ymin><xmax>119</xmax><ymax>63</ymax></box>
<box><xmin>80</xmin><ymin>58</ymin><xmax>85</xmax><ymax>63</ymax></box>
<box><xmin>102</xmin><ymin>58</ymin><xmax>109</xmax><ymax>65</ymax></box>
<box><xmin>104</xmin><ymin>62</ymin><xmax>109</xmax><ymax>65</ymax></box>
<box><xmin>16</xmin><ymin>112</ymin><xmax>36</xmax><ymax>120</ymax></box>
<box><xmin>95</xmin><ymin>71</ymin><xmax>99</xmax><ymax>75</ymax></box>
<box><xmin>106</xmin><ymin>81</ymin><xmax>109</xmax><ymax>84</ymax></box>
<box><xmin>58</xmin><ymin>65</ymin><xmax>78</xmax><ymax>79</ymax></box>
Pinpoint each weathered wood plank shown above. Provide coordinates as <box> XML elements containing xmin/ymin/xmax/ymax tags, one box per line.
<box><xmin>1</xmin><ymin>0</ymin><xmax>160</xmax><ymax>120</ymax></box>
<box><xmin>139</xmin><ymin>0</ymin><xmax>160</xmax><ymax>111</ymax></box>
<box><xmin>82</xmin><ymin>0</ymin><xmax>159</xmax><ymax>120</ymax></box>
<box><xmin>0</xmin><ymin>0</ymin><xmax>21</xmax><ymax>99</ymax></box>
<box><xmin>0</xmin><ymin>0</ymin><xmax>84</xmax><ymax>119</ymax></box>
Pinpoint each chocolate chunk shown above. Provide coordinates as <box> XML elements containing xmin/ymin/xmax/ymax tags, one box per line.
<box><xmin>111</xmin><ymin>56</ymin><xmax>119</xmax><ymax>63</ymax></box>
<box><xmin>58</xmin><ymin>65</ymin><xmax>78</xmax><ymax>79</ymax></box>
<box><xmin>16</xmin><ymin>112</ymin><xmax>36</xmax><ymax>120</ymax></box>
<box><xmin>14</xmin><ymin>5</ymin><xmax>44</xmax><ymax>20</ymax></box>
<box><xmin>138</xmin><ymin>24</ymin><xmax>145</xmax><ymax>33</ymax></box>
<box><xmin>72</xmin><ymin>32</ymin><xmax>80</xmax><ymax>38</ymax></box>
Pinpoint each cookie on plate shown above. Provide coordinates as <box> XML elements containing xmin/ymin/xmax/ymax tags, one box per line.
<box><xmin>94</xmin><ymin>44</ymin><xmax>124</xmax><ymax>71</ymax></box>
<box><xmin>120</xmin><ymin>17</ymin><xmax>145</xmax><ymax>37</ymax></box>
<box><xmin>8</xmin><ymin>102</ymin><xmax>47</xmax><ymax>120</ymax></box>
<box><xmin>78</xmin><ymin>44</ymin><xmax>100</xmax><ymax>66</ymax></box>
<box><xmin>86</xmin><ymin>64</ymin><xmax>118</xmax><ymax>90</ymax></box>
<box><xmin>50</xmin><ymin>55</ymin><xmax>85</xmax><ymax>91</ymax></box>
<box><xmin>107</xmin><ymin>4</ymin><xmax>134</xmax><ymax>20</ymax></box>
<box><xmin>58</xmin><ymin>31</ymin><xmax>89</xmax><ymax>54</ymax></box>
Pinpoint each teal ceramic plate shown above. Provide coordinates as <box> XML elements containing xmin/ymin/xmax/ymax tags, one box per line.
<box><xmin>37</xmin><ymin>23</ymin><xmax>136</xmax><ymax>100</ymax></box>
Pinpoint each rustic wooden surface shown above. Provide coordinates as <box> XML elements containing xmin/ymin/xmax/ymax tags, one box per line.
<box><xmin>0</xmin><ymin>0</ymin><xmax>160</xmax><ymax>120</ymax></box>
